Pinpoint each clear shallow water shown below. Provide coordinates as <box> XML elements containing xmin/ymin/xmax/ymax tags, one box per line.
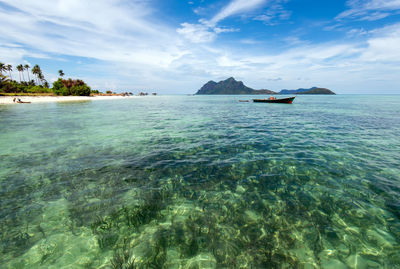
<box><xmin>0</xmin><ymin>95</ymin><xmax>400</xmax><ymax>268</ymax></box>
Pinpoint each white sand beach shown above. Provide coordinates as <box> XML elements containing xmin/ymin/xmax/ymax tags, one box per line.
<box><xmin>0</xmin><ymin>95</ymin><xmax>136</xmax><ymax>104</ymax></box>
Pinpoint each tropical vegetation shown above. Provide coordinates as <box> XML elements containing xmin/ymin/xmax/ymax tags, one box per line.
<box><xmin>52</xmin><ymin>78</ymin><xmax>91</xmax><ymax>96</ymax></box>
<box><xmin>0</xmin><ymin>61</ymin><xmax>97</xmax><ymax>96</ymax></box>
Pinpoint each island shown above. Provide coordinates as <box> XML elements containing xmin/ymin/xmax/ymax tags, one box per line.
<box><xmin>279</xmin><ymin>87</ymin><xmax>335</xmax><ymax>95</ymax></box>
<box><xmin>196</xmin><ymin>77</ymin><xmax>276</xmax><ymax>95</ymax></box>
<box><xmin>195</xmin><ymin>77</ymin><xmax>335</xmax><ymax>95</ymax></box>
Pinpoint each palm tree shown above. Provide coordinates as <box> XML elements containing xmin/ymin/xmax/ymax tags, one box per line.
<box><xmin>31</xmin><ymin>65</ymin><xmax>37</xmax><ymax>84</ymax></box>
<box><xmin>17</xmin><ymin>64</ymin><xmax>24</xmax><ymax>82</ymax></box>
<box><xmin>0</xmin><ymin>62</ymin><xmax>6</xmax><ymax>76</ymax></box>
<box><xmin>58</xmin><ymin>70</ymin><xmax>65</xmax><ymax>77</ymax></box>
<box><xmin>6</xmin><ymin>64</ymin><xmax>13</xmax><ymax>80</ymax></box>
<box><xmin>32</xmin><ymin>64</ymin><xmax>41</xmax><ymax>85</ymax></box>
<box><xmin>24</xmin><ymin>64</ymin><xmax>30</xmax><ymax>82</ymax></box>
<box><xmin>0</xmin><ymin>74</ymin><xmax>10</xmax><ymax>88</ymax></box>
<box><xmin>38</xmin><ymin>72</ymin><xmax>45</xmax><ymax>86</ymax></box>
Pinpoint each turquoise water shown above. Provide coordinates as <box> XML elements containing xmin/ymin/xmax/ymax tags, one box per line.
<box><xmin>0</xmin><ymin>95</ymin><xmax>400</xmax><ymax>268</ymax></box>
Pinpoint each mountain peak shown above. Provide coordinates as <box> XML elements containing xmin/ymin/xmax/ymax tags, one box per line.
<box><xmin>196</xmin><ymin>77</ymin><xmax>276</xmax><ymax>95</ymax></box>
<box><xmin>196</xmin><ymin>77</ymin><xmax>253</xmax><ymax>95</ymax></box>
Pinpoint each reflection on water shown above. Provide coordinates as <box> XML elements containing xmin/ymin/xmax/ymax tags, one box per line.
<box><xmin>0</xmin><ymin>95</ymin><xmax>400</xmax><ymax>268</ymax></box>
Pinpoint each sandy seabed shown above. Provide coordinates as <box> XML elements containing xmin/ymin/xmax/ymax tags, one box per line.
<box><xmin>0</xmin><ymin>95</ymin><xmax>136</xmax><ymax>104</ymax></box>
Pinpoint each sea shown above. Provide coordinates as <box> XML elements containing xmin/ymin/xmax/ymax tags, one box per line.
<box><xmin>0</xmin><ymin>95</ymin><xmax>399</xmax><ymax>268</ymax></box>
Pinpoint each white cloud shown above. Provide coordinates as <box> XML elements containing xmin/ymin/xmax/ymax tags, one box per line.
<box><xmin>337</xmin><ymin>0</ymin><xmax>400</xmax><ymax>20</ymax></box>
<box><xmin>178</xmin><ymin>0</ymin><xmax>267</xmax><ymax>43</ymax></box>
<box><xmin>176</xmin><ymin>22</ymin><xmax>239</xmax><ymax>43</ymax></box>
<box><xmin>359</xmin><ymin>23</ymin><xmax>400</xmax><ymax>62</ymax></box>
<box><xmin>213</xmin><ymin>27</ymin><xmax>240</xmax><ymax>34</ymax></box>
<box><xmin>209</xmin><ymin>0</ymin><xmax>267</xmax><ymax>25</ymax></box>
<box><xmin>347</xmin><ymin>28</ymin><xmax>368</xmax><ymax>37</ymax></box>
<box><xmin>0</xmin><ymin>0</ymin><xmax>189</xmax><ymax>89</ymax></box>
<box><xmin>363</xmin><ymin>0</ymin><xmax>400</xmax><ymax>9</ymax></box>
<box><xmin>177</xmin><ymin>23</ymin><xmax>216</xmax><ymax>43</ymax></box>
<box><xmin>253</xmin><ymin>0</ymin><xmax>291</xmax><ymax>25</ymax></box>
<box><xmin>0</xmin><ymin>0</ymin><xmax>179</xmax><ymax>64</ymax></box>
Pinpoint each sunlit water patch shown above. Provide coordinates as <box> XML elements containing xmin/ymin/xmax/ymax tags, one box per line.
<box><xmin>1</xmin><ymin>95</ymin><xmax>400</xmax><ymax>268</ymax></box>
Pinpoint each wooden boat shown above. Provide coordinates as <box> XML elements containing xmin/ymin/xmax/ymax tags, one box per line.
<box><xmin>16</xmin><ymin>101</ymin><xmax>31</xmax><ymax>104</ymax></box>
<box><xmin>253</xmin><ymin>96</ymin><xmax>295</xmax><ymax>104</ymax></box>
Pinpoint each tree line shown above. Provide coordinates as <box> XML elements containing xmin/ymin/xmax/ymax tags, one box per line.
<box><xmin>0</xmin><ymin>61</ymin><xmax>95</xmax><ymax>96</ymax></box>
<box><xmin>0</xmin><ymin>63</ymin><xmax>53</xmax><ymax>87</ymax></box>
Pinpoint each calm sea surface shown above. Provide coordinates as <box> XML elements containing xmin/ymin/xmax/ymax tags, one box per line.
<box><xmin>0</xmin><ymin>95</ymin><xmax>400</xmax><ymax>268</ymax></box>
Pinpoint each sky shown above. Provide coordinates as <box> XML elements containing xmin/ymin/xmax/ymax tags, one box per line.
<box><xmin>0</xmin><ymin>0</ymin><xmax>400</xmax><ymax>94</ymax></box>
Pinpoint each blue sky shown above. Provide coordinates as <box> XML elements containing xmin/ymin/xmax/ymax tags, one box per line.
<box><xmin>1</xmin><ymin>0</ymin><xmax>400</xmax><ymax>93</ymax></box>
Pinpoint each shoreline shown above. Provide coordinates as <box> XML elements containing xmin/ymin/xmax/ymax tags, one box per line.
<box><xmin>0</xmin><ymin>95</ymin><xmax>136</xmax><ymax>105</ymax></box>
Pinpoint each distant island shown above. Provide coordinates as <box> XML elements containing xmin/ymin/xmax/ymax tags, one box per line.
<box><xmin>196</xmin><ymin>77</ymin><xmax>276</xmax><ymax>95</ymax></box>
<box><xmin>196</xmin><ymin>77</ymin><xmax>335</xmax><ymax>95</ymax></box>
<box><xmin>279</xmin><ymin>87</ymin><xmax>335</xmax><ymax>95</ymax></box>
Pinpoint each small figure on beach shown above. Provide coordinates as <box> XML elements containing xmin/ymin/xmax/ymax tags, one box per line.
<box><xmin>15</xmin><ymin>98</ymin><xmax>31</xmax><ymax>104</ymax></box>
<box><xmin>13</xmin><ymin>98</ymin><xmax>16</xmax><ymax>103</ymax></box>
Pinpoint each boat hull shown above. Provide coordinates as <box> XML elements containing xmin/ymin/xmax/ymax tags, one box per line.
<box><xmin>253</xmin><ymin>97</ymin><xmax>295</xmax><ymax>104</ymax></box>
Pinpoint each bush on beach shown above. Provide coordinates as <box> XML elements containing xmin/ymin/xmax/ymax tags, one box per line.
<box><xmin>52</xmin><ymin>78</ymin><xmax>91</xmax><ymax>96</ymax></box>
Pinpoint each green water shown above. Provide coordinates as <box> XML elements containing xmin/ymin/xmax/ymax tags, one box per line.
<box><xmin>0</xmin><ymin>95</ymin><xmax>399</xmax><ymax>268</ymax></box>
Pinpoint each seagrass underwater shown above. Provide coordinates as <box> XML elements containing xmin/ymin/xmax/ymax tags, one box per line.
<box><xmin>0</xmin><ymin>95</ymin><xmax>399</xmax><ymax>268</ymax></box>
